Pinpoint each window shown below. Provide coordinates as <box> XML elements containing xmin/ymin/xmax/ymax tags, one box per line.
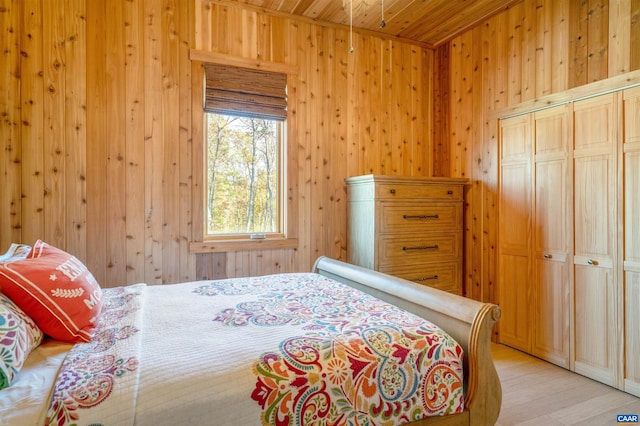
<box><xmin>191</xmin><ymin>59</ymin><xmax>297</xmax><ymax>252</ymax></box>
<box><xmin>205</xmin><ymin>113</ymin><xmax>283</xmax><ymax>237</ymax></box>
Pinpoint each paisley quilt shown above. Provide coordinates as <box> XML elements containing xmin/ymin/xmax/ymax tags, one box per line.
<box><xmin>45</xmin><ymin>284</ymin><xmax>145</xmax><ymax>426</ymax></box>
<box><xmin>44</xmin><ymin>273</ymin><xmax>464</xmax><ymax>425</ymax></box>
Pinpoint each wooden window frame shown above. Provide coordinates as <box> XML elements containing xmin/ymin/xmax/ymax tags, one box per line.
<box><xmin>189</xmin><ymin>51</ymin><xmax>298</xmax><ymax>253</ymax></box>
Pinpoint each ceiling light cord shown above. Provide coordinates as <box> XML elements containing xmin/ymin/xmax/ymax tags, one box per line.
<box><xmin>347</xmin><ymin>0</ymin><xmax>384</xmax><ymax>52</ymax></box>
<box><xmin>349</xmin><ymin>0</ymin><xmax>354</xmax><ymax>53</ymax></box>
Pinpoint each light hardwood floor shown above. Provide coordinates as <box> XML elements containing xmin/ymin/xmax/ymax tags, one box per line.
<box><xmin>492</xmin><ymin>344</ymin><xmax>640</xmax><ymax>425</ymax></box>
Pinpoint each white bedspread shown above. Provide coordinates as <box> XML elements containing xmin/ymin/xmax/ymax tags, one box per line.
<box><xmin>13</xmin><ymin>273</ymin><xmax>466</xmax><ymax>426</ymax></box>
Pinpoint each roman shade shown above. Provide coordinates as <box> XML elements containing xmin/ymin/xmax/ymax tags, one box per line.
<box><xmin>204</xmin><ymin>63</ymin><xmax>287</xmax><ymax>121</ymax></box>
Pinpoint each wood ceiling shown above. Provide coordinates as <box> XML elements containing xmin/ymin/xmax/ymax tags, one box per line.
<box><xmin>223</xmin><ymin>0</ymin><xmax>523</xmax><ymax>47</ymax></box>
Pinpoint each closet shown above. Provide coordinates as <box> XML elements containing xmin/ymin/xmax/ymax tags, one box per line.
<box><xmin>498</xmin><ymin>85</ymin><xmax>639</xmax><ymax>394</ymax></box>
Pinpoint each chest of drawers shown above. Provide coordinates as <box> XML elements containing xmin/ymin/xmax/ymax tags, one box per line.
<box><xmin>346</xmin><ymin>175</ymin><xmax>468</xmax><ymax>295</ymax></box>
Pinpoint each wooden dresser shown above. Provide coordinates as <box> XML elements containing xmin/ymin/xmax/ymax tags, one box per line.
<box><xmin>346</xmin><ymin>175</ymin><xmax>468</xmax><ymax>295</ymax></box>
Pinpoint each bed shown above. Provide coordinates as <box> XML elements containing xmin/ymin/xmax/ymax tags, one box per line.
<box><xmin>0</xmin><ymin>254</ymin><xmax>501</xmax><ymax>426</ymax></box>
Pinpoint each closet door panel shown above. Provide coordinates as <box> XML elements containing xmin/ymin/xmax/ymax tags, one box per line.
<box><xmin>574</xmin><ymin>97</ymin><xmax>615</xmax><ymax>151</ymax></box>
<box><xmin>498</xmin><ymin>162</ymin><xmax>532</xmax><ymax>351</ymax></box>
<box><xmin>624</xmin><ymin>87</ymin><xmax>640</xmax><ymax>396</ymax></box>
<box><xmin>534</xmin><ymin>160</ymin><xmax>567</xmax><ymax>254</ymax></box>
<box><xmin>532</xmin><ymin>105</ymin><xmax>571</xmax><ymax>367</ymax></box>
<box><xmin>573</xmin><ymin>94</ymin><xmax>620</xmax><ymax>387</ymax></box>
<box><xmin>534</xmin><ymin>107</ymin><xmax>567</xmax><ymax>154</ymax></box>
<box><xmin>574</xmin><ymin>265</ymin><xmax>616</xmax><ymax>386</ymax></box>
<box><xmin>500</xmin><ymin>115</ymin><xmax>531</xmax><ymax>161</ymax></box>
<box><xmin>499</xmin><ymin>254</ymin><xmax>531</xmax><ymax>351</ymax></box>
<box><xmin>533</xmin><ymin>160</ymin><xmax>570</xmax><ymax>366</ymax></box>
<box><xmin>533</xmin><ymin>258</ymin><xmax>570</xmax><ymax>367</ymax></box>
<box><xmin>573</xmin><ymin>155</ymin><xmax>615</xmax><ymax>263</ymax></box>
<box><xmin>499</xmin><ymin>115</ymin><xmax>532</xmax><ymax>352</ymax></box>
<box><xmin>499</xmin><ymin>164</ymin><xmax>532</xmax><ymax>252</ymax></box>
<box><xmin>499</xmin><ymin>115</ymin><xmax>532</xmax><ymax>254</ymax></box>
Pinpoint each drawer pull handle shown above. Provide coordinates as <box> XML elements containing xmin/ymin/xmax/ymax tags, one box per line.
<box><xmin>402</xmin><ymin>245</ymin><xmax>439</xmax><ymax>251</ymax></box>
<box><xmin>543</xmin><ymin>253</ymin><xmax>552</xmax><ymax>259</ymax></box>
<box><xmin>447</xmin><ymin>190</ymin><xmax>454</xmax><ymax>195</ymax></box>
<box><xmin>390</xmin><ymin>189</ymin><xmax>396</xmax><ymax>194</ymax></box>
<box><xmin>403</xmin><ymin>214</ymin><xmax>439</xmax><ymax>220</ymax></box>
<box><xmin>587</xmin><ymin>259</ymin><xmax>596</xmax><ymax>266</ymax></box>
<box><xmin>415</xmin><ymin>275</ymin><xmax>439</xmax><ymax>282</ymax></box>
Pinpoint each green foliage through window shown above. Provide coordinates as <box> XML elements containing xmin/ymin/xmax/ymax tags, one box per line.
<box><xmin>205</xmin><ymin>113</ymin><xmax>282</xmax><ymax>236</ymax></box>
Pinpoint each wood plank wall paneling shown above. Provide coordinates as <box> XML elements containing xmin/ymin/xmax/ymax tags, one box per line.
<box><xmin>179</xmin><ymin>0</ymin><xmax>197</xmax><ymax>283</ymax></box>
<box><xmin>1</xmin><ymin>0</ymin><xmax>197</xmax><ymax>287</ymax></box>
<box><xmin>551</xmin><ymin>1</ymin><xmax>570</xmax><ymax>93</ymax></box>
<box><xmin>436</xmin><ymin>0</ymin><xmax>640</xmax><ymax>306</ymax></box>
<box><xmin>1</xmin><ymin>0</ymin><xmax>432</xmax><ymax>285</ymax></box>
<box><xmin>144</xmin><ymin>0</ymin><xmax>163</xmax><ymax>284</ymax></box>
<box><xmin>0</xmin><ymin>0</ymin><xmax>22</xmax><ymax>245</ymax></box>
<box><xmin>64</xmin><ymin>0</ymin><xmax>87</xmax><ymax>261</ymax></box>
<box><xmin>21</xmin><ymin>0</ymin><xmax>45</xmax><ymax>246</ymax></box>
<box><xmin>588</xmin><ymin>0</ymin><xmax>610</xmax><ymax>82</ymax></box>
<box><xmin>609</xmin><ymin>0</ymin><xmax>631</xmax><ymax>76</ymax></box>
<box><xmin>107</xmin><ymin>0</ymin><xmax>127</xmax><ymax>286</ymax></box>
<box><xmin>433</xmin><ymin>44</ymin><xmax>450</xmax><ymax>178</ymax></box>
<box><xmin>124</xmin><ymin>0</ymin><xmax>146</xmax><ymax>285</ymax></box>
<box><xmin>2</xmin><ymin>0</ymin><xmax>638</xmax><ymax>291</ymax></box>
<box><xmin>86</xmin><ymin>0</ymin><xmax>107</xmax><ymax>282</ymax></box>
<box><xmin>570</xmin><ymin>0</ymin><xmax>589</xmax><ymax>87</ymax></box>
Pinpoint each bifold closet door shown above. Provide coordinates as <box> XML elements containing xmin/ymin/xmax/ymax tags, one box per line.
<box><xmin>624</xmin><ymin>87</ymin><xmax>640</xmax><ymax>397</ymax></box>
<box><xmin>498</xmin><ymin>115</ymin><xmax>532</xmax><ymax>352</ymax></box>
<box><xmin>572</xmin><ymin>94</ymin><xmax>621</xmax><ymax>387</ymax></box>
<box><xmin>531</xmin><ymin>105</ymin><xmax>571</xmax><ymax>369</ymax></box>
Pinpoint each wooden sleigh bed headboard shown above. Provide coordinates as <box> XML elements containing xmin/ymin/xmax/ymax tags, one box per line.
<box><xmin>313</xmin><ymin>256</ymin><xmax>502</xmax><ymax>426</ymax></box>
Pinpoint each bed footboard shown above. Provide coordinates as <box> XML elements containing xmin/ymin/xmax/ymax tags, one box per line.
<box><xmin>313</xmin><ymin>256</ymin><xmax>502</xmax><ymax>426</ymax></box>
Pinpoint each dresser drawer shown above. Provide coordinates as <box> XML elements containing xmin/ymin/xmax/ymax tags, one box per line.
<box><xmin>374</xmin><ymin>183</ymin><xmax>463</xmax><ymax>201</ymax></box>
<box><xmin>378</xmin><ymin>233</ymin><xmax>460</xmax><ymax>266</ymax></box>
<box><xmin>379</xmin><ymin>202</ymin><xmax>461</xmax><ymax>233</ymax></box>
<box><xmin>380</xmin><ymin>262</ymin><xmax>460</xmax><ymax>294</ymax></box>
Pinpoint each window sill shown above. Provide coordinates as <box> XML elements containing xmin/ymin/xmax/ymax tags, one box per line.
<box><xmin>189</xmin><ymin>238</ymin><xmax>298</xmax><ymax>253</ymax></box>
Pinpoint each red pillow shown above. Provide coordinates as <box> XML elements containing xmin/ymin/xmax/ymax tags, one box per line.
<box><xmin>0</xmin><ymin>240</ymin><xmax>103</xmax><ymax>343</ymax></box>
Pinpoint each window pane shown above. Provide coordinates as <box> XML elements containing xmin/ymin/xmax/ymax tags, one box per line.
<box><xmin>205</xmin><ymin>113</ymin><xmax>281</xmax><ymax>236</ymax></box>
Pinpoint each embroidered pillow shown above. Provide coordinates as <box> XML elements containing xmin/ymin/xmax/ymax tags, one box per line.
<box><xmin>0</xmin><ymin>292</ymin><xmax>44</xmax><ymax>389</ymax></box>
<box><xmin>0</xmin><ymin>240</ymin><xmax>103</xmax><ymax>343</ymax></box>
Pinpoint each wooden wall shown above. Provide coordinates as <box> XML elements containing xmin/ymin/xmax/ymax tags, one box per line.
<box><xmin>437</xmin><ymin>0</ymin><xmax>640</xmax><ymax>305</ymax></box>
<box><xmin>5</xmin><ymin>0</ymin><xmax>637</xmax><ymax>293</ymax></box>
<box><xmin>0</xmin><ymin>0</ymin><xmax>434</xmax><ymax>286</ymax></box>
<box><xmin>1</xmin><ymin>0</ymin><xmax>196</xmax><ymax>287</ymax></box>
